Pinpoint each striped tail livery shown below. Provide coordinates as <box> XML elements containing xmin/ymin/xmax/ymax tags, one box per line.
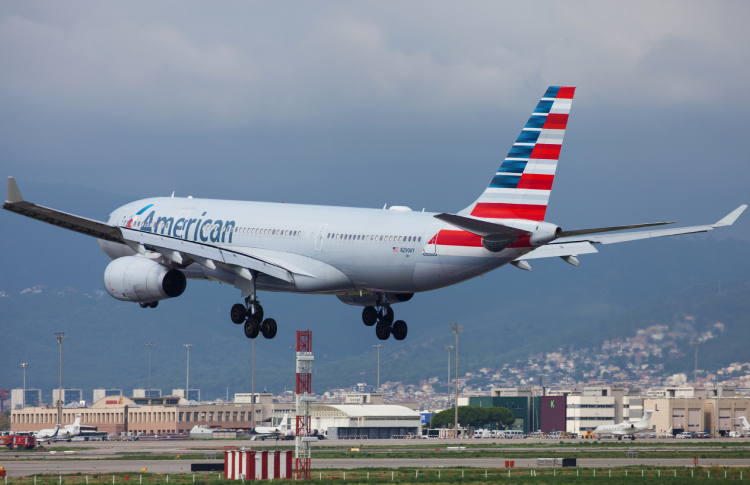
<box><xmin>462</xmin><ymin>86</ymin><xmax>575</xmax><ymax>221</ymax></box>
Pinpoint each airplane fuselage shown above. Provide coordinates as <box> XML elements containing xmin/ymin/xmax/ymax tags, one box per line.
<box><xmin>100</xmin><ymin>197</ymin><xmax>536</xmax><ymax>297</ymax></box>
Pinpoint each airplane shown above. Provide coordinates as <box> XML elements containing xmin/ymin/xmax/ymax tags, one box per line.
<box><xmin>251</xmin><ymin>415</ymin><xmax>294</xmax><ymax>440</ymax></box>
<box><xmin>35</xmin><ymin>414</ymin><xmax>82</xmax><ymax>443</ymax></box>
<box><xmin>593</xmin><ymin>410</ymin><xmax>657</xmax><ymax>440</ymax></box>
<box><xmin>2</xmin><ymin>86</ymin><xmax>746</xmax><ymax>342</ymax></box>
<box><xmin>733</xmin><ymin>416</ymin><xmax>750</xmax><ymax>432</ymax></box>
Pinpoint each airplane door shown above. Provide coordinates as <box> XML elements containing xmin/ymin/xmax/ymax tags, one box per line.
<box><xmin>423</xmin><ymin>223</ymin><xmax>443</xmax><ymax>256</ymax></box>
<box><xmin>315</xmin><ymin>223</ymin><xmax>328</xmax><ymax>251</ymax></box>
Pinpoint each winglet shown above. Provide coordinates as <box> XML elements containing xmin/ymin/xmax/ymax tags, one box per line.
<box><xmin>712</xmin><ymin>205</ymin><xmax>747</xmax><ymax>228</ymax></box>
<box><xmin>6</xmin><ymin>176</ymin><xmax>23</xmax><ymax>203</ymax></box>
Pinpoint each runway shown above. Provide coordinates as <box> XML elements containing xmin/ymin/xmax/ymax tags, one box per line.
<box><xmin>1</xmin><ymin>458</ymin><xmax>750</xmax><ymax>477</ymax></box>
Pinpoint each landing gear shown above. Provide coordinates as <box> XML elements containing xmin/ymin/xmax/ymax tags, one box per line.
<box><xmin>232</xmin><ymin>273</ymin><xmax>275</xmax><ymax>339</ymax></box>
<box><xmin>367</xmin><ymin>294</ymin><xmax>408</xmax><ymax>340</ymax></box>
<box><xmin>140</xmin><ymin>301</ymin><xmax>158</xmax><ymax>308</ymax></box>
<box><xmin>261</xmin><ymin>318</ymin><xmax>277</xmax><ymax>339</ymax></box>
<box><xmin>244</xmin><ymin>320</ymin><xmax>260</xmax><ymax>339</ymax></box>
<box><xmin>392</xmin><ymin>320</ymin><xmax>408</xmax><ymax>341</ymax></box>
<box><xmin>362</xmin><ymin>306</ymin><xmax>378</xmax><ymax>326</ymax></box>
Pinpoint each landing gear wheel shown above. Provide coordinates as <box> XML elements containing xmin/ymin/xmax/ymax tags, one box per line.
<box><xmin>375</xmin><ymin>321</ymin><xmax>391</xmax><ymax>340</ymax></box>
<box><xmin>378</xmin><ymin>307</ymin><xmax>394</xmax><ymax>326</ymax></box>
<box><xmin>362</xmin><ymin>306</ymin><xmax>378</xmax><ymax>326</ymax></box>
<box><xmin>247</xmin><ymin>304</ymin><xmax>264</xmax><ymax>325</ymax></box>
<box><xmin>244</xmin><ymin>320</ymin><xmax>260</xmax><ymax>339</ymax></box>
<box><xmin>231</xmin><ymin>304</ymin><xmax>247</xmax><ymax>324</ymax></box>
<box><xmin>148</xmin><ymin>301</ymin><xmax>158</xmax><ymax>309</ymax></box>
<box><xmin>261</xmin><ymin>318</ymin><xmax>277</xmax><ymax>339</ymax></box>
<box><xmin>392</xmin><ymin>320</ymin><xmax>408</xmax><ymax>341</ymax></box>
<box><xmin>139</xmin><ymin>302</ymin><xmax>149</xmax><ymax>308</ymax></box>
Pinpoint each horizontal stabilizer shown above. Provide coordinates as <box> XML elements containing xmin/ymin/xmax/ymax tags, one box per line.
<box><xmin>434</xmin><ymin>213</ymin><xmax>530</xmax><ymax>237</ymax></box>
<box><xmin>559</xmin><ymin>221</ymin><xmax>676</xmax><ymax>238</ymax></box>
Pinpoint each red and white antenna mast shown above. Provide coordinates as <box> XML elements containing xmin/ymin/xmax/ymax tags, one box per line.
<box><xmin>295</xmin><ymin>330</ymin><xmax>316</xmax><ymax>479</ymax></box>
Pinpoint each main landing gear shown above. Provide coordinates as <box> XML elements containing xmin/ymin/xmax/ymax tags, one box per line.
<box><xmin>230</xmin><ymin>298</ymin><xmax>277</xmax><ymax>340</ymax></box>
<box><xmin>139</xmin><ymin>301</ymin><xmax>158</xmax><ymax>308</ymax></box>
<box><xmin>362</xmin><ymin>297</ymin><xmax>407</xmax><ymax>341</ymax></box>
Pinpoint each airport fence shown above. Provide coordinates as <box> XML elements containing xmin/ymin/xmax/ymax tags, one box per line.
<box><xmin>6</xmin><ymin>467</ymin><xmax>750</xmax><ymax>484</ymax></box>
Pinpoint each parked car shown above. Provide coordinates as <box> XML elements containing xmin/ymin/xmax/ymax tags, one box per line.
<box><xmin>696</xmin><ymin>432</ymin><xmax>710</xmax><ymax>439</ymax></box>
<box><xmin>676</xmin><ymin>432</ymin><xmax>692</xmax><ymax>439</ymax></box>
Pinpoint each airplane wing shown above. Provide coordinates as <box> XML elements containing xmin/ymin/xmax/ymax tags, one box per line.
<box><xmin>2</xmin><ymin>177</ymin><xmax>124</xmax><ymax>243</ymax></box>
<box><xmin>517</xmin><ymin>205</ymin><xmax>746</xmax><ymax>264</ymax></box>
<box><xmin>433</xmin><ymin>213</ymin><xmax>530</xmax><ymax>237</ymax></box>
<box><xmin>3</xmin><ymin>177</ymin><xmax>309</xmax><ymax>293</ymax></box>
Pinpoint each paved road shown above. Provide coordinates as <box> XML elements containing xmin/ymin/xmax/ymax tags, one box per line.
<box><xmin>2</xmin><ymin>458</ymin><xmax>750</xmax><ymax>477</ymax></box>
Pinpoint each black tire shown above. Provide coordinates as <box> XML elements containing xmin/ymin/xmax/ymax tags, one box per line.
<box><xmin>378</xmin><ymin>307</ymin><xmax>394</xmax><ymax>326</ymax></box>
<box><xmin>247</xmin><ymin>304</ymin><xmax>264</xmax><ymax>325</ymax></box>
<box><xmin>261</xmin><ymin>318</ymin><xmax>277</xmax><ymax>339</ymax></box>
<box><xmin>139</xmin><ymin>302</ymin><xmax>149</xmax><ymax>308</ymax></box>
<box><xmin>362</xmin><ymin>306</ymin><xmax>378</xmax><ymax>326</ymax></box>
<box><xmin>244</xmin><ymin>320</ymin><xmax>260</xmax><ymax>339</ymax></box>
<box><xmin>375</xmin><ymin>321</ymin><xmax>391</xmax><ymax>340</ymax></box>
<box><xmin>231</xmin><ymin>304</ymin><xmax>246</xmax><ymax>324</ymax></box>
<box><xmin>392</xmin><ymin>320</ymin><xmax>408</xmax><ymax>341</ymax></box>
<box><xmin>148</xmin><ymin>301</ymin><xmax>158</xmax><ymax>309</ymax></box>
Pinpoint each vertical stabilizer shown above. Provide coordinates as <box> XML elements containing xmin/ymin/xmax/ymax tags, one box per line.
<box><xmin>461</xmin><ymin>86</ymin><xmax>575</xmax><ymax>221</ymax></box>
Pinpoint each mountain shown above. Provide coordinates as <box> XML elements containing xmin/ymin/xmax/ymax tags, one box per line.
<box><xmin>1</xmin><ymin>181</ymin><xmax>749</xmax><ymax>400</ymax></box>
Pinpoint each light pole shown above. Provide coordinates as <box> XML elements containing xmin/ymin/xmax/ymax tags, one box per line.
<box><xmin>445</xmin><ymin>346</ymin><xmax>454</xmax><ymax>405</ymax></box>
<box><xmin>373</xmin><ymin>344</ymin><xmax>384</xmax><ymax>390</ymax></box>
<box><xmin>55</xmin><ymin>333</ymin><xmax>67</xmax><ymax>425</ymax></box>
<box><xmin>290</xmin><ymin>345</ymin><xmax>296</xmax><ymax>376</ymax></box>
<box><xmin>21</xmin><ymin>363</ymin><xmax>28</xmax><ymax>408</ymax></box>
<box><xmin>251</xmin><ymin>339</ymin><xmax>255</xmax><ymax>429</ymax></box>
<box><xmin>146</xmin><ymin>343</ymin><xmax>155</xmax><ymax>398</ymax></box>
<box><xmin>451</xmin><ymin>323</ymin><xmax>463</xmax><ymax>438</ymax></box>
<box><xmin>183</xmin><ymin>344</ymin><xmax>193</xmax><ymax>400</ymax></box>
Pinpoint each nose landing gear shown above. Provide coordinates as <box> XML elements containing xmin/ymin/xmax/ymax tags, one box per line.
<box><xmin>363</xmin><ymin>295</ymin><xmax>408</xmax><ymax>341</ymax></box>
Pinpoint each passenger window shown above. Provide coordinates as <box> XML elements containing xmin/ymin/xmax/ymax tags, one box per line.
<box><xmin>418</xmin><ymin>237</ymin><xmax>422</xmax><ymax>242</ymax></box>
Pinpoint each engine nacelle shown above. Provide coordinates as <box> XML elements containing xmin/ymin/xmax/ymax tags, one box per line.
<box><xmin>104</xmin><ymin>256</ymin><xmax>186</xmax><ymax>303</ymax></box>
<box><xmin>529</xmin><ymin>222</ymin><xmax>562</xmax><ymax>246</ymax></box>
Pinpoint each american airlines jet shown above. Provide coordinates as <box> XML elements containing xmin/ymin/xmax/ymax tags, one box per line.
<box><xmin>3</xmin><ymin>87</ymin><xmax>745</xmax><ymax>342</ymax></box>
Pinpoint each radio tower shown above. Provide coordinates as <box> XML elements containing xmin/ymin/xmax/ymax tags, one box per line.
<box><xmin>295</xmin><ymin>330</ymin><xmax>316</xmax><ymax>479</ymax></box>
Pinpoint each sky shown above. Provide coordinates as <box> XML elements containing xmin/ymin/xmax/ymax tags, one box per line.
<box><xmin>1</xmin><ymin>0</ymin><xmax>749</xmax><ymax>238</ymax></box>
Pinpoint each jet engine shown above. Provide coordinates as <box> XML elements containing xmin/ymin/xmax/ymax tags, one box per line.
<box><xmin>103</xmin><ymin>256</ymin><xmax>186</xmax><ymax>303</ymax></box>
<box><xmin>529</xmin><ymin>222</ymin><xmax>562</xmax><ymax>246</ymax></box>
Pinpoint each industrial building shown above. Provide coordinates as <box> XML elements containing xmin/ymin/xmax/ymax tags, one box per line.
<box><xmin>52</xmin><ymin>389</ymin><xmax>83</xmax><ymax>405</ymax></box>
<box><xmin>133</xmin><ymin>389</ymin><xmax>162</xmax><ymax>398</ymax></box>
<box><xmin>10</xmin><ymin>393</ymin><xmax>273</xmax><ymax>435</ymax></box>
<box><xmin>172</xmin><ymin>389</ymin><xmax>201</xmax><ymax>401</ymax></box>
<box><xmin>462</xmin><ymin>385</ymin><xmax>747</xmax><ymax>436</ymax></box>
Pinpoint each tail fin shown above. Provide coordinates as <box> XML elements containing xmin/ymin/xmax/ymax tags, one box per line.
<box><xmin>462</xmin><ymin>86</ymin><xmax>575</xmax><ymax>221</ymax></box>
<box><xmin>73</xmin><ymin>413</ymin><xmax>81</xmax><ymax>427</ymax></box>
<box><xmin>741</xmin><ymin>416</ymin><xmax>750</xmax><ymax>430</ymax></box>
<box><xmin>639</xmin><ymin>410</ymin><xmax>654</xmax><ymax>427</ymax></box>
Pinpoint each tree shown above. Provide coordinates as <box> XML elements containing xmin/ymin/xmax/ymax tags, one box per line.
<box><xmin>429</xmin><ymin>406</ymin><xmax>515</xmax><ymax>430</ymax></box>
<box><xmin>0</xmin><ymin>409</ymin><xmax>10</xmax><ymax>431</ymax></box>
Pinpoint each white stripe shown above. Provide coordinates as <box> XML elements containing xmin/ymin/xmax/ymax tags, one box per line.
<box><xmin>530</xmin><ymin>113</ymin><xmax>548</xmax><ymax>117</ymax></box>
<box><xmin>504</xmin><ymin>157</ymin><xmax>529</xmax><ymax>162</ymax></box>
<box><xmin>522</xmin><ymin>128</ymin><xmax>542</xmax><ymax>132</ymax></box>
<box><xmin>523</xmin><ymin>160</ymin><xmax>558</xmax><ymax>175</ymax></box>
<box><xmin>541</xmin><ymin>97</ymin><xmax>556</xmax><ymax>101</ymax></box>
<box><xmin>514</xmin><ymin>143</ymin><xmax>535</xmax><ymax>147</ymax></box>
<box><xmin>495</xmin><ymin>172</ymin><xmax>523</xmax><ymax>176</ymax></box>
<box><xmin>483</xmin><ymin>187</ymin><xmax>551</xmax><ymax>196</ymax></box>
<box><xmin>537</xmin><ymin>129</ymin><xmax>565</xmax><ymax>145</ymax></box>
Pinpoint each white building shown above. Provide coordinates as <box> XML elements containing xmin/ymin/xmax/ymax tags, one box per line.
<box><xmin>11</xmin><ymin>389</ymin><xmax>41</xmax><ymax>409</ymax></box>
<box><xmin>133</xmin><ymin>389</ymin><xmax>162</xmax><ymax>398</ymax></box>
<box><xmin>172</xmin><ymin>389</ymin><xmax>200</xmax><ymax>401</ymax></box>
<box><xmin>93</xmin><ymin>389</ymin><xmax>122</xmax><ymax>402</ymax></box>
<box><xmin>565</xmin><ymin>395</ymin><xmax>616</xmax><ymax>434</ymax></box>
<box><xmin>52</xmin><ymin>389</ymin><xmax>83</xmax><ymax>406</ymax></box>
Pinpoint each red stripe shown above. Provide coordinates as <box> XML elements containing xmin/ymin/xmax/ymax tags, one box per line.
<box><xmin>556</xmin><ymin>87</ymin><xmax>576</xmax><ymax>99</ymax></box>
<box><xmin>517</xmin><ymin>173</ymin><xmax>554</xmax><ymax>190</ymax></box>
<box><xmin>471</xmin><ymin>203</ymin><xmax>547</xmax><ymax>221</ymax></box>
<box><xmin>437</xmin><ymin>230</ymin><xmax>483</xmax><ymax>247</ymax></box>
<box><xmin>530</xmin><ymin>143</ymin><xmax>561</xmax><ymax>160</ymax></box>
<box><xmin>508</xmin><ymin>235</ymin><xmax>532</xmax><ymax>248</ymax></box>
<box><xmin>543</xmin><ymin>113</ymin><xmax>568</xmax><ymax>130</ymax></box>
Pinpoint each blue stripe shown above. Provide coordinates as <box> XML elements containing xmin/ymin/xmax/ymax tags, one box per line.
<box><xmin>533</xmin><ymin>100</ymin><xmax>554</xmax><ymax>114</ymax></box>
<box><xmin>498</xmin><ymin>160</ymin><xmax>528</xmax><ymax>173</ymax></box>
<box><xmin>489</xmin><ymin>174</ymin><xmax>521</xmax><ymax>188</ymax></box>
<box><xmin>515</xmin><ymin>131</ymin><xmax>540</xmax><ymax>144</ymax></box>
<box><xmin>508</xmin><ymin>145</ymin><xmax>533</xmax><ymax>158</ymax></box>
<box><xmin>543</xmin><ymin>86</ymin><xmax>560</xmax><ymax>98</ymax></box>
<box><xmin>136</xmin><ymin>204</ymin><xmax>154</xmax><ymax>215</ymax></box>
<box><xmin>524</xmin><ymin>116</ymin><xmax>546</xmax><ymax>129</ymax></box>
